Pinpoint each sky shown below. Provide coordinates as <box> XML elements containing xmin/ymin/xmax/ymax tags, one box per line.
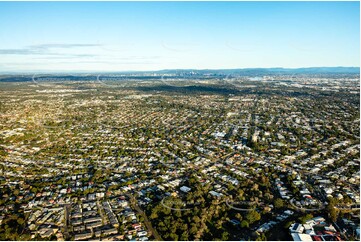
<box><xmin>0</xmin><ymin>1</ymin><xmax>359</xmax><ymax>72</ymax></box>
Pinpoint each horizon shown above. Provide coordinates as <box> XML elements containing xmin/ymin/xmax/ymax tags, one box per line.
<box><xmin>0</xmin><ymin>1</ymin><xmax>360</xmax><ymax>72</ymax></box>
<box><xmin>0</xmin><ymin>66</ymin><xmax>360</xmax><ymax>75</ymax></box>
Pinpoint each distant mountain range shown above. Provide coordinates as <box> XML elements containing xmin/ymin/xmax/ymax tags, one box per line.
<box><xmin>155</xmin><ymin>67</ymin><xmax>360</xmax><ymax>75</ymax></box>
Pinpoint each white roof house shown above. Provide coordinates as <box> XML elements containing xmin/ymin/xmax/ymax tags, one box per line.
<box><xmin>180</xmin><ymin>186</ymin><xmax>191</xmax><ymax>193</ymax></box>
<box><xmin>291</xmin><ymin>233</ymin><xmax>313</xmax><ymax>241</ymax></box>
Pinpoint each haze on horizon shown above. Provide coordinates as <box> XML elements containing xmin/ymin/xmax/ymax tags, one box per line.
<box><xmin>0</xmin><ymin>1</ymin><xmax>359</xmax><ymax>72</ymax></box>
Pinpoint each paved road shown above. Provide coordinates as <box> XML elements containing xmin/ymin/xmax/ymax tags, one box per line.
<box><xmin>333</xmin><ymin>222</ymin><xmax>348</xmax><ymax>240</ymax></box>
<box><xmin>127</xmin><ymin>193</ymin><xmax>162</xmax><ymax>241</ymax></box>
<box><xmin>63</xmin><ymin>204</ymin><xmax>71</xmax><ymax>240</ymax></box>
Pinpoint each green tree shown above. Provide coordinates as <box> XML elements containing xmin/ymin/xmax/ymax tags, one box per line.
<box><xmin>240</xmin><ymin>220</ymin><xmax>249</xmax><ymax>228</ymax></box>
<box><xmin>326</xmin><ymin>199</ymin><xmax>338</xmax><ymax>222</ymax></box>
<box><xmin>299</xmin><ymin>214</ymin><xmax>313</xmax><ymax>224</ymax></box>
<box><xmin>246</xmin><ymin>210</ymin><xmax>261</xmax><ymax>224</ymax></box>
<box><xmin>180</xmin><ymin>232</ymin><xmax>189</xmax><ymax>241</ymax></box>
<box><xmin>274</xmin><ymin>198</ymin><xmax>284</xmax><ymax>209</ymax></box>
<box><xmin>221</xmin><ymin>231</ymin><xmax>229</xmax><ymax>240</ymax></box>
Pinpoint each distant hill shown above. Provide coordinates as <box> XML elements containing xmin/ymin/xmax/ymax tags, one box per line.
<box><xmin>0</xmin><ymin>67</ymin><xmax>358</xmax><ymax>82</ymax></box>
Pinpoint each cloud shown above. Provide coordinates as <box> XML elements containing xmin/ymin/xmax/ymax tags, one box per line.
<box><xmin>0</xmin><ymin>48</ymin><xmax>38</xmax><ymax>55</ymax></box>
<box><xmin>0</xmin><ymin>43</ymin><xmax>102</xmax><ymax>56</ymax></box>
<box><xmin>29</xmin><ymin>43</ymin><xmax>102</xmax><ymax>49</ymax></box>
<box><xmin>32</xmin><ymin>55</ymin><xmax>160</xmax><ymax>61</ymax></box>
<box><xmin>32</xmin><ymin>54</ymin><xmax>98</xmax><ymax>60</ymax></box>
<box><xmin>60</xmin><ymin>60</ymin><xmax>158</xmax><ymax>65</ymax></box>
<box><xmin>0</xmin><ymin>44</ymin><xmax>162</xmax><ymax>69</ymax></box>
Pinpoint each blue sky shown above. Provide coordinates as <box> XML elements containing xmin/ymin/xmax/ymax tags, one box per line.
<box><xmin>0</xmin><ymin>1</ymin><xmax>359</xmax><ymax>72</ymax></box>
